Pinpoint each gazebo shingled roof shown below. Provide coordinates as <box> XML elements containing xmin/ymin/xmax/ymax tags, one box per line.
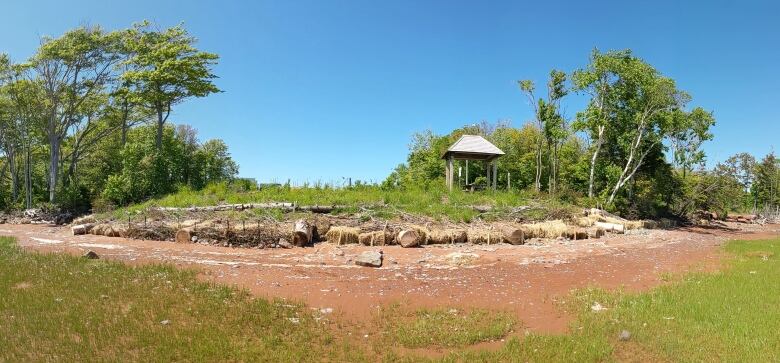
<box><xmin>441</xmin><ymin>135</ymin><xmax>505</xmax><ymax>161</ymax></box>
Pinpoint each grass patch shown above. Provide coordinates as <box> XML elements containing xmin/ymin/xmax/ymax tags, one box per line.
<box><xmin>0</xmin><ymin>237</ymin><xmax>362</xmax><ymax>362</ymax></box>
<box><xmin>105</xmin><ymin>182</ymin><xmax>577</xmax><ymax>223</ymax></box>
<box><xmin>445</xmin><ymin>237</ymin><xmax>780</xmax><ymax>362</ymax></box>
<box><xmin>381</xmin><ymin>306</ymin><xmax>516</xmax><ymax>349</ymax></box>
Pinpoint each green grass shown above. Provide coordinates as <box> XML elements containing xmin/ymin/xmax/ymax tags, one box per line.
<box><xmin>0</xmin><ymin>236</ymin><xmax>362</xmax><ymax>362</ymax></box>
<box><xmin>107</xmin><ymin>182</ymin><xmax>577</xmax><ymax>222</ymax></box>
<box><xmin>444</xmin><ymin>237</ymin><xmax>780</xmax><ymax>362</ymax></box>
<box><xmin>4</xmin><ymin>235</ymin><xmax>780</xmax><ymax>362</ymax></box>
<box><xmin>380</xmin><ymin>306</ymin><xmax>516</xmax><ymax>349</ymax></box>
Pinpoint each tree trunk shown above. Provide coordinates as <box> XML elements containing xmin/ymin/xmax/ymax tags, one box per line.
<box><xmin>121</xmin><ymin>99</ymin><xmax>129</xmax><ymax>146</ymax></box>
<box><xmin>24</xmin><ymin>146</ymin><xmax>32</xmax><ymax>209</ymax></box>
<box><xmin>292</xmin><ymin>219</ymin><xmax>313</xmax><ymax>247</ymax></box>
<box><xmin>8</xmin><ymin>147</ymin><xmax>18</xmax><ymax>202</ymax></box>
<box><xmin>48</xmin><ymin>135</ymin><xmax>60</xmax><ymax>203</ymax></box>
<box><xmin>535</xmin><ymin>135</ymin><xmax>543</xmax><ymax>192</ymax></box>
<box><xmin>156</xmin><ymin>107</ymin><xmax>164</xmax><ymax>151</ymax></box>
<box><xmin>588</xmin><ymin>126</ymin><xmax>604</xmax><ymax>198</ymax></box>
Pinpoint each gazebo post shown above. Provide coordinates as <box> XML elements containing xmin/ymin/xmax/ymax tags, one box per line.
<box><xmin>447</xmin><ymin>155</ymin><xmax>454</xmax><ymax>191</ymax></box>
<box><xmin>492</xmin><ymin>161</ymin><xmax>498</xmax><ymax>190</ymax></box>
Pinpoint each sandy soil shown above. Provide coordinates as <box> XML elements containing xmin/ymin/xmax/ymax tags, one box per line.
<box><xmin>2</xmin><ymin>222</ymin><xmax>778</xmax><ymax>334</ymax></box>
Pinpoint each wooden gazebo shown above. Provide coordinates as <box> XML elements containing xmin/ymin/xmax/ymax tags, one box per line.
<box><xmin>442</xmin><ymin>135</ymin><xmax>505</xmax><ymax>191</ymax></box>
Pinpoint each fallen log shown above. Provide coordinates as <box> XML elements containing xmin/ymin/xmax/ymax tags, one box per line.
<box><xmin>72</xmin><ymin>223</ymin><xmax>95</xmax><ymax>236</ymax></box>
<box><xmin>594</xmin><ymin>221</ymin><xmax>624</xmax><ymax>234</ymax></box>
<box><xmin>397</xmin><ymin>229</ymin><xmax>421</xmax><ymax>248</ymax></box>
<box><xmin>495</xmin><ymin>223</ymin><xmax>525</xmax><ymax>245</ymax></box>
<box><xmin>292</xmin><ymin>219</ymin><xmax>313</xmax><ymax>247</ymax></box>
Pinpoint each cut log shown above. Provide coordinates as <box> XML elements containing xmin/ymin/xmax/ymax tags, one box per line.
<box><xmin>397</xmin><ymin>229</ymin><xmax>421</xmax><ymax>248</ymax></box>
<box><xmin>292</xmin><ymin>219</ymin><xmax>313</xmax><ymax>247</ymax></box>
<box><xmin>594</xmin><ymin>222</ymin><xmax>624</xmax><ymax>234</ymax></box>
<box><xmin>588</xmin><ymin>228</ymin><xmax>606</xmax><ymax>239</ymax></box>
<box><xmin>495</xmin><ymin>223</ymin><xmax>525</xmax><ymax>245</ymax></box>
<box><xmin>175</xmin><ymin>228</ymin><xmax>195</xmax><ymax>243</ymax></box>
<box><xmin>72</xmin><ymin>223</ymin><xmax>95</xmax><ymax>236</ymax></box>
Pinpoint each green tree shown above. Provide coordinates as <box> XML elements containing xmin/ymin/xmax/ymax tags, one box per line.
<box><xmin>518</xmin><ymin>70</ymin><xmax>567</xmax><ymax>193</ymax></box>
<box><xmin>122</xmin><ymin>21</ymin><xmax>220</xmax><ymax>150</ymax></box>
<box><xmin>32</xmin><ymin>26</ymin><xmax>122</xmax><ymax>202</ymax></box>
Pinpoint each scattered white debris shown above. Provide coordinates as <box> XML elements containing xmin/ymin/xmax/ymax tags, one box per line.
<box><xmin>30</xmin><ymin>237</ymin><xmax>63</xmax><ymax>245</ymax></box>
<box><xmin>591</xmin><ymin>302</ymin><xmax>606</xmax><ymax>312</ymax></box>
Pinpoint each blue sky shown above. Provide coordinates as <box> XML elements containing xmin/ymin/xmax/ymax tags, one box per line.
<box><xmin>2</xmin><ymin>0</ymin><xmax>778</xmax><ymax>184</ymax></box>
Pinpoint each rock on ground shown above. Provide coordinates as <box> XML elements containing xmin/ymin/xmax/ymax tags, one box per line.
<box><xmin>355</xmin><ymin>251</ymin><xmax>383</xmax><ymax>267</ymax></box>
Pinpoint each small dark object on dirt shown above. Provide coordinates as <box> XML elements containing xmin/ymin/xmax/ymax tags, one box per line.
<box><xmin>619</xmin><ymin>330</ymin><xmax>631</xmax><ymax>341</ymax></box>
<box><xmin>83</xmin><ymin>250</ymin><xmax>99</xmax><ymax>259</ymax></box>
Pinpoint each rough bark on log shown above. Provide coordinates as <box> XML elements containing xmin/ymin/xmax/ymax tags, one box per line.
<box><xmin>588</xmin><ymin>228</ymin><xmax>605</xmax><ymax>239</ymax></box>
<box><xmin>397</xmin><ymin>229</ymin><xmax>421</xmax><ymax>248</ymax></box>
<box><xmin>72</xmin><ymin>223</ymin><xmax>95</xmax><ymax>236</ymax></box>
<box><xmin>175</xmin><ymin>228</ymin><xmax>194</xmax><ymax>243</ymax></box>
<box><xmin>495</xmin><ymin>223</ymin><xmax>525</xmax><ymax>245</ymax></box>
<box><xmin>292</xmin><ymin>219</ymin><xmax>313</xmax><ymax>247</ymax></box>
<box><xmin>594</xmin><ymin>222</ymin><xmax>624</xmax><ymax>234</ymax></box>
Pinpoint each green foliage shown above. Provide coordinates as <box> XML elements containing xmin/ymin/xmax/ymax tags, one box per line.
<box><xmin>100</xmin><ymin>124</ymin><xmax>237</xmax><ymax>206</ymax></box>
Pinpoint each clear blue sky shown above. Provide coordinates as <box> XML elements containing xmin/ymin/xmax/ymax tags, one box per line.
<box><xmin>2</xmin><ymin>0</ymin><xmax>778</xmax><ymax>184</ymax></box>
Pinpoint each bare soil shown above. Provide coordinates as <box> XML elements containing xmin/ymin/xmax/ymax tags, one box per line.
<box><xmin>2</xmin><ymin>222</ymin><xmax>778</xmax><ymax>334</ymax></box>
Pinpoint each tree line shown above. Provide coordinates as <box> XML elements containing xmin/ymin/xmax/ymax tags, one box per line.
<box><xmin>385</xmin><ymin>50</ymin><xmax>779</xmax><ymax>218</ymax></box>
<box><xmin>0</xmin><ymin>22</ymin><xmax>237</xmax><ymax>212</ymax></box>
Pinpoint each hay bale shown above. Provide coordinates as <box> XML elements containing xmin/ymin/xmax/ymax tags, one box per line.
<box><xmin>358</xmin><ymin>230</ymin><xmax>394</xmax><ymax>246</ymax></box>
<box><xmin>325</xmin><ymin>226</ymin><xmax>360</xmax><ymax>245</ymax></box>
<box><xmin>565</xmin><ymin>228</ymin><xmax>589</xmax><ymax>240</ymax></box>
<box><xmin>428</xmin><ymin>229</ymin><xmax>468</xmax><ymax>244</ymax></box>
<box><xmin>576</xmin><ymin>215</ymin><xmax>600</xmax><ymax>227</ymax></box>
<box><xmin>521</xmin><ymin>220</ymin><xmax>569</xmax><ymax>239</ymax></box>
<box><xmin>466</xmin><ymin>229</ymin><xmax>503</xmax><ymax>244</ymax></box>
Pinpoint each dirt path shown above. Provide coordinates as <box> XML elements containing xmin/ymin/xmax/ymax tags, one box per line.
<box><xmin>2</xmin><ymin>222</ymin><xmax>778</xmax><ymax>333</ymax></box>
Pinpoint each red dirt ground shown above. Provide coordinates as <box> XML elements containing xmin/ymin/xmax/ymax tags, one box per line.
<box><xmin>2</xmin><ymin>222</ymin><xmax>778</xmax><ymax>334</ymax></box>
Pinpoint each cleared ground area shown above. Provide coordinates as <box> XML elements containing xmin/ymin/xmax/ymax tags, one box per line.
<box><xmin>3</xmin><ymin>222</ymin><xmax>777</xmax><ymax>334</ymax></box>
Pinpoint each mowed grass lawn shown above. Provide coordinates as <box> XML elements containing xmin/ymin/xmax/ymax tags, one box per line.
<box><xmin>2</xmin><ymin>236</ymin><xmax>780</xmax><ymax>362</ymax></box>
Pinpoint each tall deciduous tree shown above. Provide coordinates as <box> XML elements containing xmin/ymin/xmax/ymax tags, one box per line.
<box><xmin>572</xmin><ymin>49</ymin><xmax>627</xmax><ymax>198</ymax></box>
<box><xmin>32</xmin><ymin>26</ymin><xmax>122</xmax><ymax>202</ymax></box>
<box><xmin>518</xmin><ymin>70</ymin><xmax>567</xmax><ymax>193</ymax></box>
<box><xmin>122</xmin><ymin>22</ymin><xmax>220</xmax><ymax>151</ymax></box>
<box><xmin>669</xmin><ymin>107</ymin><xmax>715</xmax><ymax>177</ymax></box>
<box><xmin>605</xmin><ymin>55</ymin><xmax>685</xmax><ymax>204</ymax></box>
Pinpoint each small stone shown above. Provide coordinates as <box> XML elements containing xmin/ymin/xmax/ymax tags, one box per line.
<box><xmin>619</xmin><ymin>330</ymin><xmax>631</xmax><ymax>341</ymax></box>
<box><xmin>191</xmin><ymin>236</ymin><xmax>198</xmax><ymax>243</ymax></box>
<box><xmin>160</xmin><ymin>320</ymin><xmax>170</xmax><ymax>325</ymax></box>
<box><xmin>83</xmin><ymin>250</ymin><xmax>99</xmax><ymax>259</ymax></box>
<box><xmin>355</xmin><ymin>251</ymin><xmax>383</xmax><ymax>268</ymax></box>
